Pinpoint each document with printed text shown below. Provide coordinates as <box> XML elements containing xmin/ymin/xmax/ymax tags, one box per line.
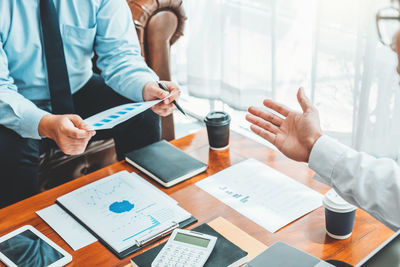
<box><xmin>196</xmin><ymin>158</ymin><xmax>323</xmax><ymax>233</ymax></box>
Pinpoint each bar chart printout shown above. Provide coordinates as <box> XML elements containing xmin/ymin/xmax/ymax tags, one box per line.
<box><xmin>84</xmin><ymin>93</ymin><xmax>176</xmax><ymax>130</ymax></box>
<box><xmin>84</xmin><ymin>101</ymin><xmax>159</xmax><ymax>130</ymax></box>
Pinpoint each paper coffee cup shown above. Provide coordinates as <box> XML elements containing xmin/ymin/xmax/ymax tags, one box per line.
<box><xmin>323</xmin><ymin>189</ymin><xmax>356</xmax><ymax>239</ymax></box>
<box><xmin>204</xmin><ymin>111</ymin><xmax>231</xmax><ymax>150</ymax></box>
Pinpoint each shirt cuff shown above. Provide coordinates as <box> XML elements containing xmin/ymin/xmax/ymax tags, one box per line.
<box><xmin>19</xmin><ymin>106</ymin><xmax>49</xmax><ymax>139</ymax></box>
<box><xmin>308</xmin><ymin>135</ymin><xmax>349</xmax><ymax>185</ymax></box>
<box><xmin>125</xmin><ymin>72</ymin><xmax>158</xmax><ymax>102</ymax></box>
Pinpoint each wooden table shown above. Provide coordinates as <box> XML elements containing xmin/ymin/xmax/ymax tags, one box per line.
<box><xmin>0</xmin><ymin>129</ymin><xmax>394</xmax><ymax>266</ymax></box>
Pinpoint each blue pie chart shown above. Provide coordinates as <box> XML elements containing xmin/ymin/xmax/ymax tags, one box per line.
<box><xmin>109</xmin><ymin>200</ymin><xmax>134</xmax><ymax>214</ymax></box>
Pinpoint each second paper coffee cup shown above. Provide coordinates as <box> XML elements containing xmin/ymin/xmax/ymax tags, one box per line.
<box><xmin>323</xmin><ymin>189</ymin><xmax>356</xmax><ymax>239</ymax></box>
<box><xmin>204</xmin><ymin>111</ymin><xmax>231</xmax><ymax>150</ymax></box>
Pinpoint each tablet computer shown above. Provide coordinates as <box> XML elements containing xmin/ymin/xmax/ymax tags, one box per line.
<box><xmin>0</xmin><ymin>225</ymin><xmax>72</xmax><ymax>267</ymax></box>
<box><xmin>356</xmin><ymin>230</ymin><xmax>400</xmax><ymax>266</ymax></box>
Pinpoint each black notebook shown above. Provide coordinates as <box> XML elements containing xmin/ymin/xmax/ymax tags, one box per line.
<box><xmin>131</xmin><ymin>223</ymin><xmax>248</xmax><ymax>267</ymax></box>
<box><xmin>125</xmin><ymin>140</ymin><xmax>208</xmax><ymax>187</ymax></box>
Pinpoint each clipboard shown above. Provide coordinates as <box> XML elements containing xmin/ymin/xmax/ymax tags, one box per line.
<box><xmin>56</xmin><ymin>200</ymin><xmax>197</xmax><ymax>259</ymax></box>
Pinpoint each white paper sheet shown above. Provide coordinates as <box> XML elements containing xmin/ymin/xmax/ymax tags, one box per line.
<box><xmin>36</xmin><ymin>204</ymin><xmax>97</xmax><ymax>251</ymax></box>
<box><xmin>56</xmin><ymin>171</ymin><xmax>191</xmax><ymax>253</ymax></box>
<box><xmin>196</xmin><ymin>158</ymin><xmax>323</xmax><ymax>233</ymax></box>
<box><xmin>84</xmin><ymin>93</ymin><xmax>176</xmax><ymax>130</ymax></box>
<box><xmin>84</xmin><ymin>100</ymin><xmax>160</xmax><ymax>130</ymax></box>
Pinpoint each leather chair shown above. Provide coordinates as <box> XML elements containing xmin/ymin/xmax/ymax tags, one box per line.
<box><xmin>38</xmin><ymin>0</ymin><xmax>186</xmax><ymax>192</ymax></box>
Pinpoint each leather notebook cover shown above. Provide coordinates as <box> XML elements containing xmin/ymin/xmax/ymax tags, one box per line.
<box><xmin>131</xmin><ymin>223</ymin><xmax>248</xmax><ymax>267</ymax></box>
<box><xmin>125</xmin><ymin>140</ymin><xmax>207</xmax><ymax>187</ymax></box>
<box><xmin>207</xmin><ymin>217</ymin><xmax>268</xmax><ymax>261</ymax></box>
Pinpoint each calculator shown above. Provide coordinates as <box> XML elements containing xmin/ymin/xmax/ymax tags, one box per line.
<box><xmin>151</xmin><ymin>228</ymin><xmax>217</xmax><ymax>267</ymax></box>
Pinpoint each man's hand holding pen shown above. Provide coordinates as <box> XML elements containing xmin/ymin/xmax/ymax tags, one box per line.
<box><xmin>142</xmin><ymin>81</ymin><xmax>182</xmax><ymax>117</ymax></box>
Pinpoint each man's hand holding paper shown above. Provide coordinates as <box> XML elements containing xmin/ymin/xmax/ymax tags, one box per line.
<box><xmin>38</xmin><ymin>81</ymin><xmax>180</xmax><ymax>156</ymax></box>
<box><xmin>38</xmin><ymin>114</ymin><xmax>96</xmax><ymax>155</ymax></box>
<box><xmin>84</xmin><ymin>89</ymin><xmax>179</xmax><ymax>132</ymax></box>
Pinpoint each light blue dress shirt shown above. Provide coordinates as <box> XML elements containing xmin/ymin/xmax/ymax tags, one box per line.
<box><xmin>0</xmin><ymin>0</ymin><xmax>158</xmax><ymax>139</ymax></box>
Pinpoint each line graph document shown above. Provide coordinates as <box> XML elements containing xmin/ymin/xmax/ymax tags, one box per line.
<box><xmin>196</xmin><ymin>158</ymin><xmax>323</xmax><ymax>233</ymax></box>
<box><xmin>56</xmin><ymin>171</ymin><xmax>191</xmax><ymax>253</ymax></box>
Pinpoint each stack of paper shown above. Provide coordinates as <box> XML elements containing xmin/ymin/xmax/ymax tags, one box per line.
<box><xmin>37</xmin><ymin>204</ymin><xmax>97</xmax><ymax>251</ymax></box>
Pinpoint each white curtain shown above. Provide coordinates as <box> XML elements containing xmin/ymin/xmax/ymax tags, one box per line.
<box><xmin>172</xmin><ymin>0</ymin><xmax>400</xmax><ymax>159</ymax></box>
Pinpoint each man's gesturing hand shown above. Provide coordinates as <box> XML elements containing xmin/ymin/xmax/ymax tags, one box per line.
<box><xmin>245</xmin><ymin>88</ymin><xmax>322</xmax><ymax>162</ymax></box>
<box><xmin>38</xmin><ymin>114</ymin><xmax>96</xmax><ymax>155</ymax></box>
<box><xmin>142</xmin><ymin>81</ymin><xmax>181</xmax><ymax>117</ymax></box>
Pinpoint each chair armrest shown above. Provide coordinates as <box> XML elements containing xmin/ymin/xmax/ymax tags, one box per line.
<box><xmin>127</xmin><ymin>0</ymin><xmax>186</xmax><ymax>61</ymax></box>
<box><xmin>127</xmin><ymin>0</ymin><xmax>187</xmax><ymax>140</ymax></box>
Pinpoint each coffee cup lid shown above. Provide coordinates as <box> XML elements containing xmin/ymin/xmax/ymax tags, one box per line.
<box><xmin>204</xmin><ymin>111</ymin><xmax>231</xmax><ymax>126</ymax></box>
<box><xmin>323</xmin><ymin>189</ymin><xmax>356</xmax><ymax>213</ymax></box>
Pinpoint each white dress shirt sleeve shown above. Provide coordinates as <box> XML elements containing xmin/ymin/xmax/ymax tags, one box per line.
<box><xmin>94</xmin><ymin>0</ymin><xmax>158</xmax><ymax>102</ymax></box>
<box><xmin>0</xmin><ymin>41</ymin><xmax>49</xmax><ymax>139</ymax></box>
<box><xmin>309</xmin><ymin>135</ymin><xmax>400</xmax><ymax>230</ymax></box>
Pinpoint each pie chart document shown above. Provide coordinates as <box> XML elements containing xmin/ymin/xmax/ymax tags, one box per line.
<box><xmin>56</xmin><ymin>171</ymin><xmax>192</xmax><ymax>253</ymax></box>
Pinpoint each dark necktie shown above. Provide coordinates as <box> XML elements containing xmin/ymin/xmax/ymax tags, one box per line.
<box><xmin>40</xmin><ymin>0</ymin><xmax>75</xmax><ymax>114</ymax></box>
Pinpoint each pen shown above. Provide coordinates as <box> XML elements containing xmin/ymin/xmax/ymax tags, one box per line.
<box><xmin>157</xmin><ymin>81</ymin><xmax>186</xmax><ymax>116</ymax></box>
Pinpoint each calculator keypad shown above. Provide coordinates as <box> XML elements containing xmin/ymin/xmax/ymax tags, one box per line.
<box><xmin>152</xmin><ymin>244</ymin><xmax>206</xmax><ymax>267</ymax></box>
